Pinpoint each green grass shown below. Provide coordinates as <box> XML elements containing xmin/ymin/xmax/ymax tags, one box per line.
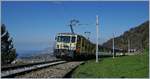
<box><xmin>72</xmin><ymin>49</ymin><xmax>149</xmax><ymax>78</ymax></box>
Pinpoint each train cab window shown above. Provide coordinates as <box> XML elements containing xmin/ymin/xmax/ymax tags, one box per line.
<box><xmin>57</xmin><ymin>36</ymin><xmax>61</xmax><ymax>42</ymax></box>
<box><xmin>57</xmin><ymin>36</ymin><xmax>70</xmax><ymax>43</ymax></box>
<box><xmin>71</xmin><ymin>37</ymin><xmax>76</xmax><ymax>43</ymax></box>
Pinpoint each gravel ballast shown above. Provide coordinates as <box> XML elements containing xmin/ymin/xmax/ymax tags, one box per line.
<box><xmin>15</xmin><ymin>61</ymin><xmax>84</xmax><ymax>78</ymax></box>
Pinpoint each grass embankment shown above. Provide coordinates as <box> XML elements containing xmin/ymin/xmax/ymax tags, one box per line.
<box><xmin>72</xmin><ymin>49</ymin><xmax>149</xmax><ymax>78</ymax></box>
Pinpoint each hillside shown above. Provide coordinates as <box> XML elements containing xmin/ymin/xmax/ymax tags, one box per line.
<box><xmin>102</xmin><ymin>21</ymin><xmax>149</xmax><ymax>51</ymax></box>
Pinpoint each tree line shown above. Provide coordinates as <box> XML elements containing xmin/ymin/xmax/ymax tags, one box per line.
<box><xmin>1</xmin><ymin>24</ymin><xmax>17</xmax><ymax>64</ymax></box>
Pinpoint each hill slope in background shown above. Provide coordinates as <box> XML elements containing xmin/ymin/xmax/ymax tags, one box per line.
<box><xmin>102</xmin><ymin>21</ymin><xmax>149</xmax><ymax>51</ymax></box>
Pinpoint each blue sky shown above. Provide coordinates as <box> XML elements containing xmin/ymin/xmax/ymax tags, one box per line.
<box><xmin>1</xmin><ymin>1</ymin><xmax>149</xmax><ymax>51</ymax></box>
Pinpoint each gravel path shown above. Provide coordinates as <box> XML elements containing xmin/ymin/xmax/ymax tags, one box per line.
<box><xmin>15</xmin><ymin>61</ymin><xmax>84</xmax><ymax>78</ymax></box>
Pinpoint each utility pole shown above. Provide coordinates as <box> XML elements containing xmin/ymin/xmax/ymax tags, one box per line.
<box><xmin>112</xmin><ymin>33</ymin><xmax>115</xmax><ymax>59</ymax></box>
<box><xmin>128</xmin><ymin>39</ymin><xmax>130</xmax><ymax>53</ymax></box>
<box><xmin>141</xmin><ymin>39</ymin><xmax>143</xmax><ymax>51</ymax></box>
<box><xmin>96</xmin><ymin>15</ymin><xmax>99</xmax><ymax>63</ymax></box>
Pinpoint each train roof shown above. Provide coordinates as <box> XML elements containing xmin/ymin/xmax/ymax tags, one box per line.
<box><xmin>57</xmin><ymin>33</ymin><xmax>87</xmax><ymax>38</ymax></box>
<box><xmin>57</xmin><ymin>33</ymin><xmax>79</xmax><ymax>35</ymax></box>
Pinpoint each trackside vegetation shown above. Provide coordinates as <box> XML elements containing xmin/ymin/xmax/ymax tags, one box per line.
<box><xmin>72</xmin><ymin>49</ymin><xmax>149</xmax><ymax>78</ymax></box>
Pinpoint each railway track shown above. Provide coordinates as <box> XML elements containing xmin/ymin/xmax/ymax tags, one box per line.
<box><xmin>1</xmin><ymin>60</ymin><xmax>67</xmax><ymax>78</ymax></box>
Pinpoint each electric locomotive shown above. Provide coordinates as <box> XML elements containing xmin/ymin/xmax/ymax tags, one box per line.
<box><xmin>54</xmin><ymin>33</ymin><xmax>95</xmax><ymax>59</ymax></box>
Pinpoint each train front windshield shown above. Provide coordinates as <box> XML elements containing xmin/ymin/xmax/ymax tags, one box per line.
<box><xmin>57</xmin><ymin>36</ymin><xmax>76</xmax><ymax>43</ymax></box>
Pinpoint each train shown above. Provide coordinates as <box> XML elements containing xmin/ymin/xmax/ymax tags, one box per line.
<box><xmin>53</xmin><ymin>33</ymin><xmax>125</xmax><ymax>60</ymax></box>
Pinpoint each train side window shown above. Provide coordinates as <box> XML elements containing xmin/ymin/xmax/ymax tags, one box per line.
<box><xmin>72</xmin><ymin>37</ymin><xmax>76</xmax><ymax>43</ymax></box>
<box><xmin>77</xmin><ymin>36</ymin><xmax>81</xmax><ymax>46</ymax></box>
<box><xmin>82</xmin><ymin>39</ymin><xmax>84</xmax><ymax>46</ymax></box>
<box><xmin>77</xmin><ymin>36</ymin><xmax>80</xmax><ymax>42</ymax></box>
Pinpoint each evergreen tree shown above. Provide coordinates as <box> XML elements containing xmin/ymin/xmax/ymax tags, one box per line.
<box><xmin>1</xmin><ymin>24</ymin><xmax>17</xmax><ymax>64</ymax></box>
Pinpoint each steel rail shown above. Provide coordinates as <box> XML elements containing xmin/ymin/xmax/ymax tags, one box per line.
<box><xmin>1</xmin><ymin>59</ymin><xmax>61</xmax><ymax>71</ymax></box>
<box><xmin>1</xmin><ymin>60</ymin><xmax>67</xmax><ymax>78</ymax></box>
